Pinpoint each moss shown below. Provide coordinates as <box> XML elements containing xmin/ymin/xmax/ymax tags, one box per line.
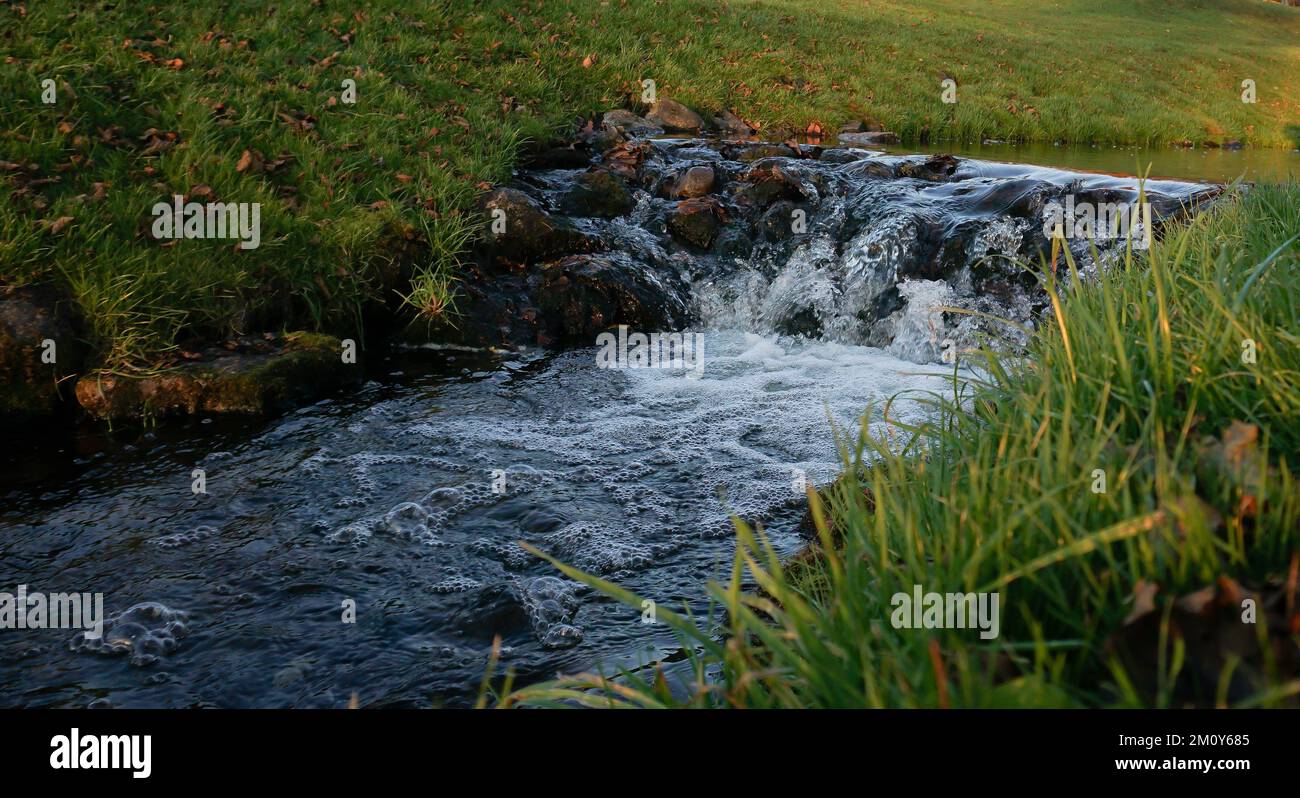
<box><xmin>74</xmin><ymin>332</ymin><xmax>359</xmax><ymax>420</ymax></box>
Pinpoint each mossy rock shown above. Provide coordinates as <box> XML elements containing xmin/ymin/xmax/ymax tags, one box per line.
<box><xmin>75</xmin><ymin>332</ymin><xmax>362</xmax><ymax>421</ymax></box>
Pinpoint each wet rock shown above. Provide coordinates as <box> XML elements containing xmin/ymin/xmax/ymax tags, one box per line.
<box><xmin>74</xmin><ymin>332</ymin><xmax>360</xmax><ymax>420</ymax></box>
<box><xmin>818</xmin><ymin>148</ymin><xmax>873</xmax><ymax>164</ymax></box>
<box><xmin>408</xmin><ymin>263</ymin><xmax>541</xmax><ymax>349</ymax></box>
<box><xmin>564</xmin><ymin>168</ymin><xmax>635</xmax><ymax>218</ymax></box>
<box><xmin>480</xmin><ymin>188</ymin><xmax>596</xmax><ymax>265</ymax></box>
<box><xmin>577</xmin><ymin>122</ymin><xmax>627</xmax><ymax>155</ymax></box>
<box><xmin>663</xmin><ymin>165</ymin><xmax>716</xmax><ymax>198</ymax></box>
<box><xmin>713</xmin><ymin>227</ymin><xmax>754</xmax><ymax>260</ymax></box>
<box><xmin>735</xmin><ymin>160</ymin><xmax>814</xmax><ymax>210</ymax></box>
<box><xmin>733</xmin><ymin>143</ymin><xmax>799</xmax><ymax>162</ymax></box>
<box><xmin>668</xmin><ymin>196</ymin><xmax>724</xmax><ymax>249</ymax></box>
<box><xmin>601</xmin><ymin>109</ymin><xmax>661</xmax><ymax>136</ymax></box>
<box><xmin>838</xmin><ymin>130</ymin><xmax>900</xmax><ymax>146</ymax></box>
<box><xmin>967</xmin><ymin>177</ymin><xmax>1051</xmax><ymax>217</ymax></box>
<box><xmin>781</xmin><ymin>306</ymin><xmax>824</xmax><ymax>338</ymax></box>
<box><xmin>712</xmin><ymin>109</ymin><xmax>758</xmax><ymax>137</ymax></box>
<box><xmin>761</xmin><ymin>200</ymin><xmax>800</xmax><ymax>241</ymax></box>
<box><xmin>896</xmin><ymin>153</ymin><xmax>960</xmax><ymax>181</ymax></box>
<box><xmin>535</xmin><ymin>253</ymin><xmax>689</xmax><ymax>343</ymax></box>
<box><xmin>844</xmin><ymin>158</ymin><xmax>897</xmax><ymax>179</ymax></box>
<box><xmin>0</xmin><ymin>284</ymin><xmax>86</xmax><ymax>419</ymax></box>
<box><xmin>646</xmin><ymin>98</ymin><xmax>704</xmax><ymax>133</ymax></box>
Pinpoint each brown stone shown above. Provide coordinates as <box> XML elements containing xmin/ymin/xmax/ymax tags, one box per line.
<box><xmin>664</xmin><ymin>165</ymin><xmax>716</xmax><ymax>198</ymax></box>
<box><xmin>646</xmin><ymin>99</ymin><xmax>704</xmax><ymax>133</ymax></box>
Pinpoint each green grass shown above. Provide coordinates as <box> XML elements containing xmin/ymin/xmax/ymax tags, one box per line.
<box><xmin>505</xmin><ymin>183</ymin><xmax>1300</xmax><ymax>708</ymax></box>
<box><xmin>3</xmin><ymin>0</ymin><xmax>1299</xmax><ymax>369</ymax></box>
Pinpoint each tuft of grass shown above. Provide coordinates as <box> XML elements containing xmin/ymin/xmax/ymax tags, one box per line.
<box><xmin>507</xmin><ymin>183</ymin><xmax>1300</xmax><ymax>708</ymax></box>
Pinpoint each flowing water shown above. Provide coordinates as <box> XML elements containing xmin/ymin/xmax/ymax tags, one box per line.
<box><xmin>0</xmin><ymin>139</ymin><xmax>1227</xmax><ymax>707</ymax></box>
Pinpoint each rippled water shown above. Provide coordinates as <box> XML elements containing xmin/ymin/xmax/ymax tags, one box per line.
<box><xmin>0</xmin><ymin>331</ymin><xmax>960</xmax><ymax>707</ymax></box>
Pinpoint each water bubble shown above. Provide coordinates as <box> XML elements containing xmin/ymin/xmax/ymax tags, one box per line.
<box><xmin>514</xmin><ymin>576</ymin><xmax>584</xmax><ymax>650</ymax></box>
<box><xmin>69</xmin><ymin>602</ymin><xmax>189</xmax><ymax>667</ymax></box>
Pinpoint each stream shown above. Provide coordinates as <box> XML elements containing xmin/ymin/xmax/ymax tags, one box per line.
<box><xmin>0</xmin><ymin>138</ymin><xmax>1231</xmax><ymax>707</ymax></box>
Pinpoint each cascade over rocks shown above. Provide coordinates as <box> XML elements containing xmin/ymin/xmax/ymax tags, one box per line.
<box><xmin>450</xmin><ymin>113</ymin><xmax>1223</xmax><ymax>356</ymax></box>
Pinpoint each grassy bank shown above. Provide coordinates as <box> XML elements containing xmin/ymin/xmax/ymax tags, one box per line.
<box><xmin>511</xmin><ymin>183</ymin><xmax>1300</xmax><ymax>708</ymax></box>
<box><xmin>2</xmin><ymin>0</ymin><xmax>1298</xmax><ymax>371</ymax></box>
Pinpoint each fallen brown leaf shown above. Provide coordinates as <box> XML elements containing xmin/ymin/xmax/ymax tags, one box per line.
<box><xmin>43</xmin><ymin>216</ymin><xmax>75</xmax><ymax>234</ymax></box>
<box><xmin>236</xmin><ymin>149</ymin><xmax>263</xmax><ymax>173</ymax></box>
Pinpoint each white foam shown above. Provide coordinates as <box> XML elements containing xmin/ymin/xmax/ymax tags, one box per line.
<box><xmin>328</xmin><ymin>331</ymin><xmax>970</xmax><ymax>591</ymax></box>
